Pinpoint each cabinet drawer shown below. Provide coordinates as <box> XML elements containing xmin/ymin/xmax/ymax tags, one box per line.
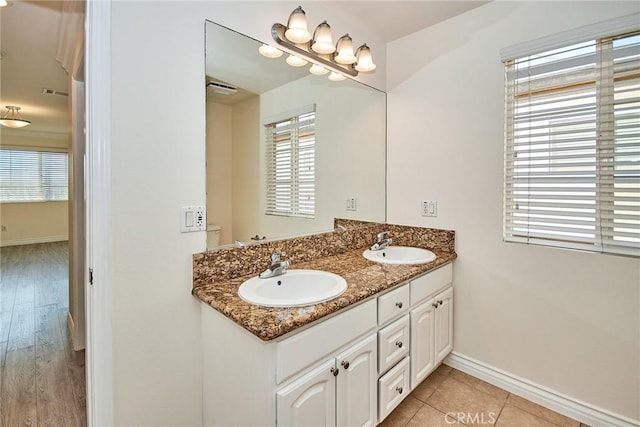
<box><xmin>378</xmin><ymin>284</ymin><xmax>409</xmax><ymax>325</ymax></box>
<box><xmin>378</xmin><ymin>315</ymin><xmax>410</xmax><ymax>374</ymax></box>
<box><xmin>378</xmin><ymin>356</ymin><xmax>410</xmax><ymax>423</ymax></box>
<box><xmin>277</xmin><ymin>299</ymin><xmax>377</xmax><ymax>384</ymax></box>
<box><xmin>410</xmin><ymin>263</ymin><xmax>452</xmax><ymax>305</ymax></box>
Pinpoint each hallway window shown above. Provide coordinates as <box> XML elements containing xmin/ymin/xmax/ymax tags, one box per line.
<box><xmin>265</xmin><ymin>109</ymin><xmax>316</xmax><ymax>218</ymax></box>
<box><xmin>0</xmin><ymin>149</ymin><xmax>68</xmax><ymax>202</ymax></box>
<box><xmin>503</xmin><ymin>27</ymin><xmax>640</xmax><ymax>256</ymax></box>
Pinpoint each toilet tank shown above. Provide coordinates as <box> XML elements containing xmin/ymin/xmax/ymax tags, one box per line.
<box><xmin>206</xmin><ymin>224</ymin><xmax>222</xmax><ymax>249</ymax></box>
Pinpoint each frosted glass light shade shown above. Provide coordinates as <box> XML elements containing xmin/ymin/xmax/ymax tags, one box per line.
<box><xmin>309</xmin><ymin>64</ymin><xmax>329</xmax><ymax>75</ymax></box>
<box><xmin>286</xmin><ymin>55</ymin><xmax>308</xmax><ymax>67</ymax></box>
<box><xmin>311</xmin><ymin>21</ymin><xmax>335</xmax><ymax>54</ymax></box>
<box><xmin>258</xmin><ymin>44</ymin><xmax>283</xmax><ymax>58</ymax></box>
<box><xmin>334</xmin><ymin>34</ymin><xmax>357</xmax><ymax>65</ymax></box>
<box><xmin>355</xmin><ymin>44</ymin><xmax>376</xmax><ymax>72</ymax></box>
<box><xmin>0</xmin><ymin>106</ymin><xmax>30</xmax><ymax>129</ymax></box>
<box><xmin>328</xmin><ymin>72</ymin><xmax>347</xmax><ymax>81</ymax></box>
<box><xmin>284</xmin><ymin>6</ymin><xmax>311</xmax><ymax>44</ymax></box>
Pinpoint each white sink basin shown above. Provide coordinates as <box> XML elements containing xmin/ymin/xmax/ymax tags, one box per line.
<box><xmin>238</xmin><ymin>269</ymin><xmax>347</xmax><ymax>308</ymax></box>
<box><xmin>363</xmin><ymin>246</ymin><xmax>436</xmax><ymax>265</ymax></box>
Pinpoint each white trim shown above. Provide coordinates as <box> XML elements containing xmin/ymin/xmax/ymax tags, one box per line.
<box><xmin>0</xmin><ymin>128</ymin><xmax>68</xmax><ymax>140</ymax></box>
<box><xmin>0</xmin><ymin>235</ymin><xmax>68</xmax><ymax>247</ymax></box>
<box><xmin>500</xmin><ymin>13</ymin><xmax>640</xmax><ymax>61</ymax></box>
<box><xmin>85</xmin><ymin>0</ymin><xmax>114</xmax><ymax>426</ymax></box>
<box><xmin>262</xmin><ymin>103</ymin><xmax>316</xmax><ymax>126</ymax></box>
<box><xmin>444</xmin><ymin>352</ymin><xmax>640</xmax><ymax>427</ymax></box>
<box><xmin>66</xmin><ymin>311</ymin><xmax>84</xmax><ymax>351</ymax></box>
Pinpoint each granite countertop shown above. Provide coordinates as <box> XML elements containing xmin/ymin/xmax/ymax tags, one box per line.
<box><xmin>192</xmin><ymin>248</ymin><xmax>456</xmax><ymax>341</ymax></box>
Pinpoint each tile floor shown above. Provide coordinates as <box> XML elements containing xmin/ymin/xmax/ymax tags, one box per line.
<box><xmin>381</xmin><ymin>364</ymin><xmax>587</xmax><ymax>427</ymax></box>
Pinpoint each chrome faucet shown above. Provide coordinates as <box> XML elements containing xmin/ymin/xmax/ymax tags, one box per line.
<box><xmin>259</xmin><ymin>252</ymin><xmax>290</xmax><ymax>279</ymax></box>
<box><xmin>370</xmin><ymin>231</ymin><xmax>392</xmax><ymax>251</ymax></box>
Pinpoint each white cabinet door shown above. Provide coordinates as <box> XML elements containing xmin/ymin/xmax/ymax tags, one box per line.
<box><xmin>336</xmin><ymin>334</ymin><xmax>377</xmax><ymax>427</ymax></box>
<box><xmin>410</xmin><ymin>299</ymin><xmax>436</xmax><ymax>389</ymax></box>
<box><xmin>434</xmin><ymin>287</ymin><xmax>453</xmax><ymax>364</ymax></box>
<box><xmin>277</xmin><ymin>359</ymin><xmax>337</xmax><ymax>427</ymax></box>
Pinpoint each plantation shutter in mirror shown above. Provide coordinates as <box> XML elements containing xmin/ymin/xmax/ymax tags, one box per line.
<box><xmin>265</xmin><ymin>108</ymin><xmax>316</xmax><ymax>218</ymax></box>
<box><xmin>503</xmin><ymin>23</ymin><xmax>640</xmax><ymax>257</ymax></box>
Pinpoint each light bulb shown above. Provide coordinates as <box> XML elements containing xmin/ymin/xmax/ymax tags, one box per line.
<box><xmin>311</xmin><ymin>21</ymin><xmax>335</xmax><ymax>54</ymax></box>
<box><xmin>334</xmin><ymin>34</ymin><xmax>357</xmax><ymax>65</ymax></box>
<box><xmin>258</xmin><ymin>44</ymin><xmax>283</xmax><ymax>58</ymax></box>
<box><xmin>309</xmin><ymin>64</ymin><xmax>329</xmax><ymax>75</ymax></box>
<box><xmin>286</xmin><ymin>54</ymin><xmax>308</xmax><ymax>67</ymax></box>
<box><xmin>355</xmin><ymin>44</ymin><xmax>376</xmax><ymax>72</ymax></box>
<box><xmin>284</xmin><ymin>6</ymin><xmax>312</xmax><ymax>44</ymax></box>
<box><xmin>328</xmin><ymin>72</ymin><xmax>346</xmax><ymax>81</ymax></box>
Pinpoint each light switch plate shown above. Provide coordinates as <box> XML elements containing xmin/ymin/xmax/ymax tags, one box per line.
<box><xmin>421</xmin><ymin>200</ymin><xmax>437</xmax><ymax>217</ymax></box>
<box><xmin>346</xmin><ymin>197</ymin><xmax>357</xmax><ymax>211</ymax></box>
<box><xmin>181</xmin><ymin>206</ymin><xmax>206</xmax><ymax>232</ymax></box>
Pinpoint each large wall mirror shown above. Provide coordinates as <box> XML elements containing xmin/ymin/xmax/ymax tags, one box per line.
<box><xmin>205</xmin><ymin>21</ymin><xmax>386</xmax><ymax>248</ymax></box>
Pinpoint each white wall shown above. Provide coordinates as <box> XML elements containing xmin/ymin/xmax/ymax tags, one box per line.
<box><xmin>387</xmin><ymin>1</ymin><xmax>640</xmax><ymax>421</ymax></box>
<box><xmin>206</xmin><ymin>102</ymin><xmax>233</xmax><ymax>245</ymax></box>
<box><xmin>105</xmin><ymin>2</ymin><xmax>385</xmax><ymax>425</ymax></box>
<box><xmin>260</xmin><ymin>75</ymin><xmax>386</xmax><ymax>239</ymax></box>
<box><xmin>0</xmin><ymin>131</ymin><xmax>69</xmax><ymax>246</ymax></box>
<box><xmin>232</xmin><ymin>96</ymin><xmax>261</xmax><ymax>243</ymax></box>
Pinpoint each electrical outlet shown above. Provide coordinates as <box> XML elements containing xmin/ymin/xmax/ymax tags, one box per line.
<box><xmin>346</xmin><ymin>197</ymin><xmax>357</xmax><ymax>211</ymax></box>
<box><xmin>421</xmin><ymin>200</ymin><xmax>437</xmax><ymax>217</ymax></box>
<box><xmin>181</xmin><ymin>206</ymin><xmax>206</xmax><ymax>233</ymax></box>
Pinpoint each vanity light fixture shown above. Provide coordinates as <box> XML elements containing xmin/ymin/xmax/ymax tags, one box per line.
<box><xmin>0</xmin><ymin>0</ymin><xmax>8</xmax><ymax>7</ymax></box>
<box><xmin>270</xmin><ymin>6</ymin><xmax>376</xmax><ymax>81</ymax></box>
<box><xmin>0</xmin><ymin>106</ymin><xmax>31</xmax><ymax>129</ymax></box>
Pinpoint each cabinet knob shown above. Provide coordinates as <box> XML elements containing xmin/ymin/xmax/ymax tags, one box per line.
<box><xmin>330</xmin><ymin>367</ymin><xmax>339</xmax><ymax>377</ymax></box>
<box><xmin>438</xmin><ymin>299</ymin><xmax>443</xmax><ymax>305</ymax></box>
<box><xmin>396</xmin><ymin>386</ymin><xmax>403</xmax><ymax>394</ymax></box>
<box><xmin>432</xmin><ymin>302</ymin><xmax>439</xmax><ymax>308</ymax></box>
<box><xmin>341</xmin><ymin>360</ymin><xmax>350</xmax><ymax>369</ymax></box>
<box><xmin>395</xmin><ymin>302</ymin><xmax>403</xmax><ymax>309</ymax></box>
<box><xmin>395</xmin><ymin>341</ymin><xmax>403</xmax><ymax>348</ymax></box>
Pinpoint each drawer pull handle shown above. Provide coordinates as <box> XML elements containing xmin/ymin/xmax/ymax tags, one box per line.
<box><xmin>395</xmin><ymin>302</ymin><xmax>403</xmax><ymax>309</ymax></box>
<box><xmin>395</xmin><ymin>341</ymin><xmax>403</xmax><ymax>348</ymax></box>
<box><xmin>331</xmin><ymin>367</ymin><xmax>339</xmax><ymax>377</ymax></box>
<box><xmin>396</xmin><ymin>386</ymin><xmax>403</xmax><ymax>394</ymax></box>
<box><xmin>341</xmin><ymin>361</ymin><xmax>350</xmax><ymax>369</ymax></box>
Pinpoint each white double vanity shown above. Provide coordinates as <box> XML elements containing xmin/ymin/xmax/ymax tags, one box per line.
<box><xmin>200</xmin><ymin>262</ymin><xmax>453</xmax><ymax>426</ymax></box>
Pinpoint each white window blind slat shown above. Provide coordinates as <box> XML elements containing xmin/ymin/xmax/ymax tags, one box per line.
<box><xmin>0</xmin><ymin>149</ymin><xmax>69</xmax><ymax>202</ymax></box>
<box><xmin>265</xmin><ymin>110</ymin><xmax>316</xmax><ymax>218</ymax></box>
<box><xmin>504</xmin><ymin>30</ymin><xmax>640</xmax><ymax>257</ymax></box>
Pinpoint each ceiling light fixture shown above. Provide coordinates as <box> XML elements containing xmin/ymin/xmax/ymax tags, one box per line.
<box><xmin>0</xmin><ymin>106</ymin><xmax>31</xmax><ymax>129</ymax></box>
<box><xmin>267</xmin><ymin>6</ymin><xmax>377</xmax><ymax>81</ymax></box>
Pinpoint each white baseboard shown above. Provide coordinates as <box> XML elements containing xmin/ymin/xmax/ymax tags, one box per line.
<box><xmin>444</xmin><ymin>352</ymin><xmax>640</xmax><ymax>427</ymax></box>
<box><xmin>66</xmin><ymin>311</ymin><xmax>85</xmax><ymax>351</ymax></box>
<box><xmin>0</xmin><ymin>235</ymin><xmax>68</xmax><ymax>247</ymax></box>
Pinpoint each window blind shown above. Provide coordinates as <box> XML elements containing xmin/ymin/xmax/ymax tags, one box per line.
<box><xmin>0</xmin><ymin>149</ymin><xmax>69</xmax><ymax>202</ymax></box>
<box><xmin>504</xmin><ymin>31</ymin><xmax>640</xmax><ymax>256</ymax></box>
<box><xmin>265</xmin><ymin>111</ymin><xmax>315</xmax><ymax>218</ymax></box>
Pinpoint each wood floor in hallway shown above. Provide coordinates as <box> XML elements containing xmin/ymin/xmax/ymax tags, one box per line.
<box><xmin>0</xmin><ymin>242</ymin><xmax>86</xmax><ymax>427</ymax></box>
